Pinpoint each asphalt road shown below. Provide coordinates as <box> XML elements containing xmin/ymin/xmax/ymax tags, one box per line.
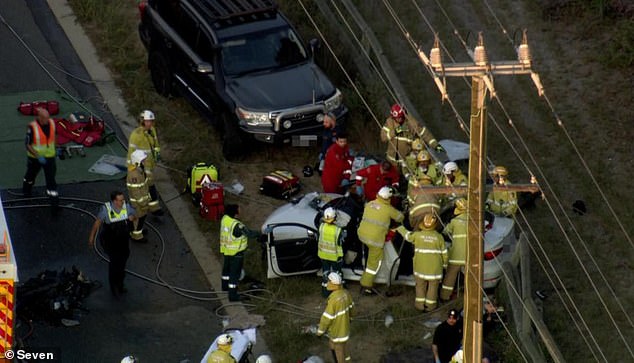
<box><xmin>0</xmin><ymin>1</ymin><xmax>224</xmax><ymax>361</ymax></box>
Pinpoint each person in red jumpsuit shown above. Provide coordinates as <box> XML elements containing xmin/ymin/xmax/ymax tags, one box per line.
<box><xmin>321</xmin><ymin>132</ymin><xmax>352</xmax><ymax>194</ymax></box>
<box><xmin>355</xmin><ymin>160</ymin><xmax>400</xmax><ymax>201</ymax></box>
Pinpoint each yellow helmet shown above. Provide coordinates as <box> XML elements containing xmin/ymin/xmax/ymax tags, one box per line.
<box><xmin>492</xmin><ymin>165</ymin><xmax>508</xmax><ymax>177</ymax></box>
<box><xmin>419</xmin><ymin>213</ymin><xmax>437</xmax><ymax>230</ymax></box>
<box><xmin>454</xmin><ymin>198</ymin><xmax>467</xmax><ymax>215</ymax></box>
<box><xmin>411</xmin><ymin>138</ymin><xmax>424</xmax><ymax>152</ymax></box>
<box><xmin>417</xmin><ymin>150</ymin><xmax>431</xmax><ymax>163</ymax></box>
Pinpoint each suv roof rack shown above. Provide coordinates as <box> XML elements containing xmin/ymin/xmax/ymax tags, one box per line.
<box><xmin>194</xmin><ymin>0</ymin><xmax>278</xmax><ymax>21</ymax></box>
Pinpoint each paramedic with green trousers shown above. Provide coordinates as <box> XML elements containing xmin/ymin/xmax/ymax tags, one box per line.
<box><xmin>317</xmin><ymin>272</ymin><xmax>354</xmax><ymax>363</ymax></box>
<box><xmin>357</xmin><ymin>186</ymin><xmax>404</xmax><ymax>295</ymax></box>
<box><xmin>318</xmin><ymin>207</ymin><xmax>346</xmax><ymax>297</ymax></box>
<box><xmin>220</xmin><ymin>204</ymin><xmax>259</xmax><ymax>301</ymax></box>
<box><xmin>127</xmin><ymin>110</ymin><xmax>162</xmax><ymax>215</ymax></box>
<box><xmin>440</xmin><ymin>198</ymin><xmax>468</xmax><ymax>301</ymax></box>
<box><xmin>396</xmin><ymin>213</ymin><xmax>448</xmax><ymax>311</ymax></box>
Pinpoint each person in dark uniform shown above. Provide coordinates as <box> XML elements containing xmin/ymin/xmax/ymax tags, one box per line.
<box><xmin>88</xmin><ymin>191</ymin><xmax>137</xmax><ymax>297</ymax></box>
<box><xmin>220</xmin><ymin>204</ymin><xmax>260</xmax><ymax>301</ymax></box>
<box><xmin>23</xmin><ymin>108</ymin><xmax>58</xmax><ymax>204</ymax></box>
<box><xmin>432</xmin><ymin>309</ymin><xmax>463</xmax><ymax>363</ymax></box>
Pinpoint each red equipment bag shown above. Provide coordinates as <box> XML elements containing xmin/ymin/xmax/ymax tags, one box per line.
<box><xmin>259</xmin><ymin>170</ymin><xmax>300</xmax><ymax>200</ymax></box>
<box><xmin>199</xmin><ymin>182</ymin><xmax>224</xmax><ymax>221</ymax></box>
<box><xmin>17</xmin><ymin>100</ymin><xmax>60</xmax><ymax>116</ymax></box>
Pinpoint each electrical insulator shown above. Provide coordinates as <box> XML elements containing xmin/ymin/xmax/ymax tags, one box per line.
<box><xmin>430</xmin><ymin>36</ymin><xmax>442</xmax><ymax>68</ymax></box>
<box><xmin>474</xmin><ymin>33</ymin><xmax>487</xmax><ymax>66</ymax></box>
<box><xmin>518</xmin><ymin>43</ymin><xmax>531</xmax><ymax>65</ymax></box>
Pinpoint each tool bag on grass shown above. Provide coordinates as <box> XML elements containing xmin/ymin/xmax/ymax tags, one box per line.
<box><xmin>199</xmin><ymin>182</ymin><xmax>224</xmax><ymax>221</ymax></box>
<box><xmin>259</xmin><ymin>170</ymin><xmax>300</xmax><ymax>199</ymax></box>
<box><xmin>186</xmin><ymin>162</ymin><xmax>218</xmax><ymax>206</ymax></box>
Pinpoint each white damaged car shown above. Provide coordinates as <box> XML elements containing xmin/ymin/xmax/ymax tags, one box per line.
<box><xmin>260</xmin><ymin>140</ymin><xmax>518</xmax><ymax>289</ymax></box>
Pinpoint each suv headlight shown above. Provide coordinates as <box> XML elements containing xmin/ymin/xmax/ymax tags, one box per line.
<box><xmin>236</xmin><ymin>107</ymin><xmax>272</xmax><ymax>126</ymax></box>
<box><xmin>324</xmin><ymin>89</ymin><xmax>343</xmax><ymax>113</ymax></box>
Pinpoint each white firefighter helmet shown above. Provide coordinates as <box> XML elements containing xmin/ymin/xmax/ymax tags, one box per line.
<box><xmin>140</xmin><ymin>109</ymin><xmax>155</xmax><ymax>121</ymax></box>
<box><xmin>443</xmin><ymin>161</ymin><xmax>458</xmax><ymax>175</ymax></box>
<box><xmin>377</xmin><ymin>186</ymin><xmax>393</xmax><ymax>200</ymax></box>
<box><xmin>216</xmin><ymin>333</ymin><xmax>233</xmax><ymax>346</ymax></box>
<box><xmin>256</xmin><ymin>355</ymin><xmax>273</xmax><ymax>363</ymax></box>
<box><xmin>323</xmin><ymin>207</ymin><xmax>337</xmax><ymax>223</ymax></box>
<box><xmin>328</xmin><ymin>272</ymin><xmax>342</xmax><ymax>285</ymax></box>
<box><xmin>121</xmin><ymin>356</ymin><xmax>138</xmax><ymax>363</ymax></box>
<box><xmin>130</xmin><ymin>150</ymin><xmax>148</xmax><ymax>165</ymax></box>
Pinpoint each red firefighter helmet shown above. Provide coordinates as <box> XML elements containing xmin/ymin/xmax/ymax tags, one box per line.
<box><xmin>390</xmin><ymin>104</ymin><xmax>405</xmax><ymax>120</ymax></box>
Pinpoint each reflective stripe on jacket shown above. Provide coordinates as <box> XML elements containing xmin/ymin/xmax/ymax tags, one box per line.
<box><xmin>220</xmin><ymin>215</ymin><xmax>248</xmax><ymax>256</ymax></box>
<box><xmin>403</xmin><ymin>229</ymin><xmax>448</xmax><ymax>280</ymax></box>
<box><xmin>318</xmin><ymin>223</ymin><xmax>343</xmax><ymax>261</ymax></box>
<box><xmin>27</xmin><ymin>120</ymin><xmax>56</xmax><ymax>158</ymax></box>
<box><xmin>126</xmin><ymin>166</ymin><xmax>151</xmax><ymax>210</ymax></box>
<box><xmin>443</xmin><ymin>213</ymin><xmax>468</xmax><ymax>265</ymax></box>
<box><xmin>486</xmin><ymin>181</ymin><xmax>518</xmax><ymax>216</ymax></box>
<box><xmin>317</xmin><ymin>288</ymin><xmax>354</xmax><ymax>343</ymax></box>
<box><xmin>358</xmin><ymin>198</ymin><xmax>404</xmax><ymax>248</ymax></box>
<box><xmin>128</xmin><ymin>126</ymin><xmax>159</xmax><ymax>170</ymax></box>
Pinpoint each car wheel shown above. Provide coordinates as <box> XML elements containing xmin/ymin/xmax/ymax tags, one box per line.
<box><xmin>222</xmin><ymin>113</ymin><xmax>247</xmax><ymax>161</ymax></box>
<box><xmin>149</xmin><ymin>51</ymin><xmax>172</xmax><ymax>97</ymax></box>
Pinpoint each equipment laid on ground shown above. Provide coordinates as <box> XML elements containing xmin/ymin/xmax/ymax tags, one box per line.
<box><xmin>199</xmin><ymin>182</ymin><xmax>224</xmax><ymax>221</ymax></box>
<box><xmin>259</xmin><ymin>170</ymin><xmax>300</xmax><ymax>200</ymax></box>
<box><xmin>55</xmin><ymin>114</ymin><xmax>105</xmax><ymax>147</ymax></box>
<box><xmin>186</xmin><ymin>163</ymin><xmax>219</xmax><ymax>206</ymax></box>
<box><xmin>16</xmin><ymin>266</ymin><xmax>98</xmax><ymax>326</ymax></box>
<box><xmin>57</xmin><ymin>144</ymin><xmax>86</xmax><ymax>160</ymax></box>
<box><xmin>17</xmin><ymin>100</ymin><xmax>60</xmax><ymax>116</ymax></box>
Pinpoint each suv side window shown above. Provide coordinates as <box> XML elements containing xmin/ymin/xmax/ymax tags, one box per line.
<box><xmin>177</xmin><ymin>9</ymin><xmax>200</xmax><ymax>50</ymax></box>
<box><xmin>196</xmin><ymin>32</ymin><xmax>215</xmax><ymax>65</ymax></box>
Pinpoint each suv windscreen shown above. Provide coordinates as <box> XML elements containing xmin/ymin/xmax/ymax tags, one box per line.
<box><xmin>220</xmin><ymin>27</ymin><xmax>308</xmax><ymax>76</ymax></box>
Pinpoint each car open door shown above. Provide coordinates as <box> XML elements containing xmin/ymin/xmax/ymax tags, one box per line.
<box><xmin>264</xmin><ymin>223</ymin><xmax>321</xmax><ymax>278</ymax></box>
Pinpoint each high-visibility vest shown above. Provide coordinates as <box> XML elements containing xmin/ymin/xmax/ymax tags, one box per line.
<box><xmin>318</xmin><ymin>223</ymin><xmax>343</xmax><ymax>261</ymax></box>
<box><xmin>27</xmin><ymin>120</ymin><xmax>56</xmax><ymax>158</ymax></box>
<box><xmin>105</xmin><ymin>202</ymin><xmax>129</xmax><ymax>223</ymax></box>
<box><xmin>220</xmin><ymin>215</ymin><xmax>248</xmax><ymax>256</ymax></box>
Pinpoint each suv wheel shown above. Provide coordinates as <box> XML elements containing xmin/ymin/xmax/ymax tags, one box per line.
<box><xmin>149</xmin><ymin>51</ymin><xmax>172</xmax><ymax>97</ymax></box>
<box><xmin>222</xmin><ymin>113</ymin><xmax>247</xmax><ymax>161</ymax></box>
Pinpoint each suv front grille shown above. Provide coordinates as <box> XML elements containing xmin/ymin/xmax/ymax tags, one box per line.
<box><xmin>272</xmin><ymin>108</ymin><xmax>323</xmax><ymax>134</ymax></box>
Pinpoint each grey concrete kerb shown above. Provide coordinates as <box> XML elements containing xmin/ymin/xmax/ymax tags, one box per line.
<box><xmin>47</xmin><ymin>0</ymin><xmax>269</xmax><ymax>357</ymax></box>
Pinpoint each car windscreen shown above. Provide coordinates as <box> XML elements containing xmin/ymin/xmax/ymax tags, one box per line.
<box><xmin>220</xmin><ymin>27</ymin><xmax>308</xmax><ymax>76</ymax></box>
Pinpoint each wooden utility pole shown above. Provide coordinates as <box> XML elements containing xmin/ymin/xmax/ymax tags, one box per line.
<box><xmin>425</xmin><ymin>32</ymin><xmax>535</xmax><ymax>362</ymax></box>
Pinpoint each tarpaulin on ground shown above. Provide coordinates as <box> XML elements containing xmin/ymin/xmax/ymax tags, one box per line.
<box><xmin>0</xmin><ymin>90</ymin><xmax>127</xmax><ymax>189</ymax></box>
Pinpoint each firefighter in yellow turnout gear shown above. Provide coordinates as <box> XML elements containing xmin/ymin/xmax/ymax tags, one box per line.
<box><xmin>207</xmin><ymin>334</ymin><xmax>237</xmax><ymax>363</ymax></box>
<box><xmin>395</xmin><ymin>214</ymin><xmax>448</xmax><ymax>311</ymax></box>
<box><xmin>407</xmin><ymin>173</ymin><xmax>441</xmax><ymax>229</ymax></box>
<box><xmin>126</xmin><ymin>150</ymin><xmax>151</xmax><ymax>242</ymax></box>
<box><xmin>486</xmin><ymin>166</ymin><xmax>518</xmax><ymax>217</ymax></box>
<box><xmin>358</xmin><ymin>187</ymin><xmax>404</xmax><ymax>294</ymax></box>
<box><xmin>317</xmin><ymin>272</ymin><xmax>354</xmax><ymax>363</ymax></box>
<box><xmin>318</xmin><ymin>207</ymin><xmax>346</xmax><ymax>297</ymax></box>
<box><xmin>128</xmin><ymin>110</ymin><xmax>163</xmax><ymax>215</ymax></box>
<box><xmin>220</xmin><ymin>204</ymin><xmax>260</xmax><ymax>301</ymax></box>
<box><xmin>439</xmin><ymin>161</ymin><xmax>467</xmax><ymax>207</ymax></box>
<box><xmin>381</xmin><ymin>104</ymin><xmax>442</xmax><ymax>172</ymax></box>
<box><xmin>440</xmin><ymin>198</ymin><xmax>468</xmax><ymax>301</ymax></box>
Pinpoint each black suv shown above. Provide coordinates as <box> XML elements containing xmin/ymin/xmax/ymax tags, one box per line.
<box><xmin>138</xmin><ymin>0</ymin><xmax>347</xmax><ymax>159</ymax></box>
